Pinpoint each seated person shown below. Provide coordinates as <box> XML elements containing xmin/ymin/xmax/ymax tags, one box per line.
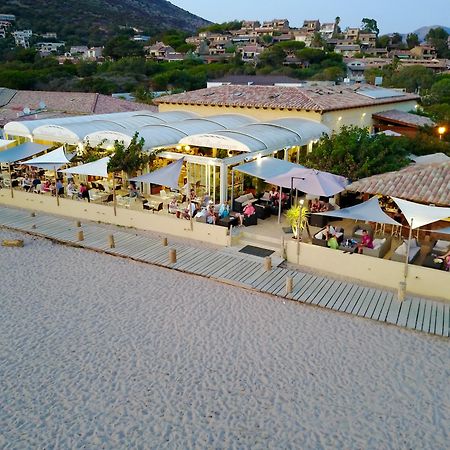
<box><xmin>355</xmin><ymin>229</ymin><xmax>374</xmax><ymax>254</ymax></box>
<box><xmin>269</xmin><ymin>187</ymin><xmax>278</xmax><ymax>203</ymax></box>
<box><xmin>67</xmin><ymin>181</ymin><xmax>77</xmax><ymax>198</ymax></box>
<box><xmin>442</xmin><ymin>249</ymin><xmax>450</xmax><ymax>271</ymax></box>
<box><xmin>32</xmin><ymin>176</ymin><xmax>42</xmax><ymax>190</ymax></box>
<box><xmin>243</xmin><ymin>202</ymin><xmax>256</xmax><ymax>217</ymax></box>
<box><xmin>78</xmin><ymin>183</ymin><xmax>90</xmax><ymax>202</ymax></box>
<box><xmin>168</xmin><ymin>197</ymin><xmax>178</xmax><ymax>214</ymax></box>
<box><xmin>311</xmin><ymin>198</ymin><xmax>321</xmax><ymax>213</ymax></box>
<box><xmin>128</xmin><ymin>182</ymin><xmax>139</xmax><ymax>198</ymax></box>
<box><xmin>21</xmin><ymin>176</ymin><xmax>32</xmax><ymax>191</ymax></box>
<box><xmin>42</xmin><ymin>180</ymin><xmax>51</xmax><ymax>192</ymax></box>
<box><xmin>319</xmin><ymin>200</ymin><xmax>331</xmax><ymax>212</ymax></box>
<box><xmin>50</xmin><ymin>182</ymin><xmax>56</xmax><ymax>196</ymax></box>
<box><xmin>206</xmin><ymin>204</ymin><xmax>216</xmax><ymax>225</ymax></box>
<box><xmin>219</xmin><ymin>201</ymin><xmax>230</xmax><ymax>219</ymax></box>
<box><xmin>323</xmin><ymin>224</ymin><xmax>336</xmax><ymax>241</ymax></box>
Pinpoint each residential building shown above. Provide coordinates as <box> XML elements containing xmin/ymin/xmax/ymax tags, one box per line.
<box><xmin>147</xmin><ymin>42</ymin><xmax>175</xmax><ymax>60</ymax></box>
<box><xmin>294</xmin><ymin>30</ymin><xmax>313</xmax><ymax>47</ymax></box>
<box><xmin>319</xmin><ymin>22</ymin><xmax>336</xmax><ymax>40</ymax></box>
<box><xmin>206</xmin><ymin>75</ymin><xmax>307</xmax><ymax>88</ymax></box>
<box><xmin>345</xmin><ymin>28</ymin><xmax>360</xmax><ymax>42</ymax></box>
<box><xmin>70</xmin><ymin>46</ymin><xmax>89</xmax><ymax>55</ymax></box>
<box><xmin>239</xmin><ymin>45</ymin><xmax>264</xmax><ymax>63</ymax></box>
<box><xmin>36</xmin><ymin>42</ymin><xmax>65</xmax><ymax>55</ymax></box>
<box><xmin>410</xmin><ymin>45</ymin><xmax>437</xmax><ymax>60</ymax></box>
<box><xmin>83</xmin><ymin>47</ymin><xmax>103</xmax><ymax>60</ymax></box>
<box><xmin>241</xmin><ymin>20</ymin><xmax>260</xmax><ymax>31</ymax></box>
<box><xmin>41</xmin><ymin>32</ymin><xmax>57</xmax><ymax>39</ymax></box>
<box><xmin>0</xmin><ymin>28</ymin><xmax>5</xmax><ymax>39</ymax></box>
<box><xmin>133</xmin><ymin>35</ymin><xmax>151</xmax><ymax>42</ymax></box>
<box><xmin>0</xmin><ymin>14</ymin><xmax>15</xmax><ymax>22</ymax></box>
<box><xmin>359</xmin><ymin>33</ymin><xmax>377</xmax><ymax>48</ymax></box>
<box><xmin>302</xmin><ymin>20</ymin><xmax>320</xmax><ymax>33</ymax></box>
<box><xmin>12</xmin><ymin>30</ymin><xmax>32</xmax><ymax>48</ymax></box>
<box><xmin>335</xmin><ymin>44</ymin><xmax>361</xmax><ymax>57</ymax></box>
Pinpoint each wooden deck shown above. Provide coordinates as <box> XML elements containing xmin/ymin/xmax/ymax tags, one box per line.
<box><xmin>0</xmin><ymin>205</ymin><xmax>448</xmax><ymax>338</ymax></box>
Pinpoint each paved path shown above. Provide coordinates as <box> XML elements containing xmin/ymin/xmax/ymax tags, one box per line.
<box><xmin>0</xmin><ymin>205</ymin><xmax>448</xmax><ymax>338</ymax></box>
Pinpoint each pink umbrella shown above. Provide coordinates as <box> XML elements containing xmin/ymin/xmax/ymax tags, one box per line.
<box><xmin>266</xmin><ymin>168</ymin><xmax>348</xmax><ymax>197</ymax></box>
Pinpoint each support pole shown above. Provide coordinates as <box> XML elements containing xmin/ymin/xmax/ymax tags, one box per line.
<box><xmin>162</xmin><ymin>237</ymin><xmax>168</xmax><ymax>247</ymax></box>
<box><xmin>54</xmin><ymin>166</ymin><xmax>59</xmax><ymax>207</ymax></box>
<box><xmin>296</xmin><ymin>200</ymin><xmax>304</xmax><ymax>264</ymax></box>
<box><xmin>77</xmin><ymin>230</ymin><xmax>84</xmax><ymax>241</ymax></box>
<box><xmin>112</xmin><ymin>175</ymin><xmax>117</xmax><ymax>217</ymax></box>
<box><xmin>108</xmin><ymin>234</ymin><xmax>115</xmax><ymax>249</ymax></box>
<box><xmin>264</xmin><ymin>256</ymin><xmax>272</xmax><ymax>271</ymax></box>
<box><xmin>169</xmin><ymin>248</ymin><xmax>177</xmax><ymax>264</ymax></box>
<box><xmin>230</xmin><ymin>169</ymin><xmax>235</xmax><ymax>210</ymax></box>
<box><xmin>402</xmin><ymin>217</ymin><xmax>414</xmax><ymax>301</ymax></box>
<box><xmin>277</xmin><ymin>184</ymin><xmax>283</xmax><ymax>224</ymax></box>
<box><xmin>8</xmin><ymin>163</ymin><xmax>13</xmax><ymax>199</ymax></box>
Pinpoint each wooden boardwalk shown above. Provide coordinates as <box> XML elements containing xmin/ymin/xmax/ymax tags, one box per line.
<box><xmin>0</xmin><ymin>205</ymin><xmax>448</xmax><ymax>338</ymax></box>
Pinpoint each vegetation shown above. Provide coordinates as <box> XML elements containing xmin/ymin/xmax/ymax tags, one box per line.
<box><xmin>425</xmin><ymin>27</ymin><xmax>450</xmax><ymax>58</ymax></box>
<box><xmin>107</xmin><ymin>133</ymin><xmax>150</xmax><ymax>176</ymax></box>
<box><xmin>285</xmin><ymin>205</ymin><xmax>310</xmax><ymax>238</ymax></box>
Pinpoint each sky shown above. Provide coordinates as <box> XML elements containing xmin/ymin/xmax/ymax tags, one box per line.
<box><xmin>170</xmin><ymin>0</ymin><xmax>449</xmax><ymax>34</ymax></box>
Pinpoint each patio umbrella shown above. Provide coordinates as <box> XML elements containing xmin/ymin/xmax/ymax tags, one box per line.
<box><xmin>266</xmin><ymin>168</ymin><xmax>348</xmax><ymax>198</ymax></box>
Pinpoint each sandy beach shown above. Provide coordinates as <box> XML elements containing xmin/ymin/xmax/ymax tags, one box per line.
<box><xmin>0</xmin><ymin>229</ymin><xmax>449</xmax><ymax>449</ymax></box>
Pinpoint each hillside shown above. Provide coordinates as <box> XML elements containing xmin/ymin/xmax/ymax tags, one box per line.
<box><xmin>412</xmin><ymin>25</ymin><xmax>450</xmax><ymax>41</ymax></box>
<box><xmin>1</xmin><ymin>0</ymin><xmax>210</xmax><ymax>44</ymax></box>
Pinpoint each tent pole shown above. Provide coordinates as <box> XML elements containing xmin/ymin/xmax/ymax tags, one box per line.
<box><xmin>403</xmin><ymin>218</ymin><xmax>413</xmax><ymax>282</ymax></box>
<box><xmin>278</xmin><ymin>184</ymin><xmax>282</xmax><ymax>224</ymax></box>
<box><xmin>54</xmin><ymin>166</ymin><xmax>59</xmax><ymax>207</ymax></box>
<box><xmin>8</xmin><ymin>163</ymin><xmax>13</xmax><ymax>199</ymax></box>
<box><xmin>230</xmin><ymin>170</ymin><xmax>234</xmax><ymax>210</ymax></box>
<box><xmin>296</xmin><ymin>201</ymin><xmax>304</xmax><ymax>264</ymax></box>
<box><xmin>187</xmin><ymin>162</ymin><xmax>193</xmax><ymax>231</ymax></box>
<box><xmin>112</xmin><ymin>176</ymin><xmax>117</xmax><ymax>216</ymax></box>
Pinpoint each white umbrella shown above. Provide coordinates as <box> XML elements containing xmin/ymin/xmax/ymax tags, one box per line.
<box><xmin>266</xmin><ymin>167</ymin><xmax>348</xmax><ymax>197</ymax></box>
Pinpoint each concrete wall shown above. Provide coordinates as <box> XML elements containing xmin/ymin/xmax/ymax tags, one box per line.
<box><xmin>285</xmin><ymin>239</ymin><xmax>449</xmax><ymax>302</ymax></box>
<box><xmin>0</xmin><ymin>191</ymin><xmax>229</xmax><ymax>247</ymax></box>
<box><xmin>159</xmin><ymin>101</ymin><xmax>419</xmax><ymax>133</ymax></box>
<box><xmin>322</xmin><ymin>101</ymin><xmax>418</xmax><ymax>132</ymax></box>
<box><xmin>158</xmin><ymin>103</ymin><xmax>323</xmax><ymax>123</ymax></box>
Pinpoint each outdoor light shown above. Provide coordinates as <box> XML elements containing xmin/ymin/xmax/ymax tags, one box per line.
<box><xmin>338</xmin><ymin>116</ymin><xmax>342</xmax><ymax>121</ymax></box>
<box><xmin>362</xmin><ymin>113</ymin><xmax>366</xmax><ymax>117</ymax></box>
<box><xmin>438</xmin><ymin>126</ymin><xmax>446</xmax><ymax>140</ymax></box>
<box><xmin>184</xmin><ymin>145</ymin><xmax>191</xmax><ymax>151</ymax></box>
<box><xmin>300</xmin><ymin>199</ymin><xmax>304</xmax><ymax>206</ymax></box>
<box><xmin>176</xmin><ymin>145</ymin><xmax>182</xmax><ymax>150</ymax></box>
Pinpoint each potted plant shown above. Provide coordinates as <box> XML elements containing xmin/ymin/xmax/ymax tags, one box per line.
<box><xmin>285</xmin><ymin>204</ymin><xmax>309</xmax><ymax>239</ymax></box>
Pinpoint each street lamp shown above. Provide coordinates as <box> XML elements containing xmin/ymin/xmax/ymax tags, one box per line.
<box><xmin>438</xmin><ymin>126</ymin><xmax>446</xmax><ymax>141</ymax></box>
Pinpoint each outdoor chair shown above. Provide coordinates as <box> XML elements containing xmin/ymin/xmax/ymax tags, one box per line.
<box><xmin>432</xmin><ymin>239</ymin><xmax>450</xmax><ymax>256</ymax></box>
<box><xmin>391</xmin><ymin>238</ymin><xmax>421</xmax><ymax>263</ymax></box>
<box><xmin>362</xmin><ymin>236</ymin><xmax>392</xmax><ymax>258</ymax></box>
<box><xmin>144</xmin><ymin>201</ymin><xmax>163</xmax><ymax>213</ymax></box>
<box><xmin>352</xmin><ymin>223</ymin><xmax>374</xmax><ymax>239</ymax></box>
<box><xmin>243</xmin><ymin>213</ymin><xmax>257</xmax><ymax>227</ymax></box>
<box><xmin>254</xmin><ymin>203</ymin><xmax>271</xmax><ymax>220</ymax></box>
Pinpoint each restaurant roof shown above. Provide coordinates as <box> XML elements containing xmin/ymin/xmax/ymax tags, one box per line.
<box><xmin>347</xmin><ymin>162</ymin><xmax>450</xmax><ymax>206</ymax></box>
<box><xmin>155</xmin><ymin>84</ymin><xmax>419</xmax><ymax>113</ymax></box>
<box><xmin>372</xmin><ymin>109</ymin><xmax>435</xmax><ymax>128</ymax></box>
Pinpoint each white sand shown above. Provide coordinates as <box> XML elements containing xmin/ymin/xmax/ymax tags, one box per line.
<box><xmin>0</xmin><ymin>230</ymin><xmax>449</xmax><ymax>449</ymax></box>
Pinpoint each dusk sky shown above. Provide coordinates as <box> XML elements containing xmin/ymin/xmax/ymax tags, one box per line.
<box><xmin>170</xmin><ymin>0</ymin><xmax>449</xmax><ymax>34</ymax></box>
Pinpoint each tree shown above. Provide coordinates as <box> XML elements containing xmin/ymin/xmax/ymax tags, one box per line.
<box><xmin>107</xmin><ymin>132</ymin><xmax>150</xmax><ymax>176</ymax></box>
<box><xmin>298</xmin><ymin>126</ymin><xmax>410</xmax><ymax>180</ymax></box>
<box><xmin>103</xmin><ymin>36</ymin><xmax>144</xmax><ymax>60</ymax></box>
<box><xmin>425</xmin><ymin>27</ymin><xmax>450</xmax><ymax>58</ymax></box>
<box><xmin>429</xmin><ymin>78</ymin><xmax>450</xmax><ymax>104</ymax></box>
<box><xmin>376</xmin><ymin>34</ymin><xmax>390</xmax><ymax>48</ymax></box>
<box><xmin>390</xmin><ymin>65</ymin><xmax>435</xmax><ymax>93</ymax></box>
<box><xmin>311</xmin><ymin>32</ymin><xmax>325</xmax><ymax>48</ymax></box>
<box><xmin>361</xmin><ymin>18</ymin><xmax>379</xmax><ymax>36</ymax></box>
<box><xmin>333</xmin><ymin>16</ymin><xmax>341</xmax><ymax>37</ymax></box>
<box><xmin>406</xmin><ymin>33</ymin><xmax>419</xmax><ymax>49</ymax></box>
<box><xmin>391</xmin><ymin>33</ymin><xmax>403</xmax><ymax>45</ymax></box>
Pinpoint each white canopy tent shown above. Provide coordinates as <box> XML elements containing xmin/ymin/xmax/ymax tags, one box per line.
<box><xmin>61</xmin><ymin>156</ymin><xmax>110</xmax><ymax>177</ymax></box>
<box><xmin>130</xmin><ymin>157</ymin><xmax>185</xmax><ymax>190</ymax></box>
<box><xmin>21</xmin><ymin>146</ymin><xmax>74</xmax><ymax>170</ymax></box>
<box><xmin>434</xmin><ymin>226</ymin><xmax>450</xmax><ymax>235</ymax></box>
<box><xmin>392</xmin><ymin>197</ymin><xmax>450</xmax><ymax>229</ymax></box>
<box><xmin>314</xmin><ymin>196</ymin><xmax>401</xmax><ymax>225</ymax></box>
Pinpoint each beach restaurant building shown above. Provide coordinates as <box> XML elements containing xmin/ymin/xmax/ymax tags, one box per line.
<box><xmin>3</xmin><ymin>85</ymin><xmax>419</xmax><ymax>203</ymax></box>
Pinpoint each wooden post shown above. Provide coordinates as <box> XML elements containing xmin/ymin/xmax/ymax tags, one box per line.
<box><xmin>108</xmin><ymin>234</ymin><xmax>115</xmax><ymax>248</ymax></box>
<box><xmin>8</xmin><ymin>163</ymin><xmax>13</xmax><ymax>199</ymax></box>
<box><xmin>162</xmin><ymin>237</ymin><xmax>168</xmax><ymax>246</ymax></box>
<box><xmin>169</xmin><ymin>248</ymin><xmax>177</xmax><ymax>264</ymax></box>
<box><xmin>75</xmin><ymin>220</ymin><xmax>81</xmax><ymax>227</ymax></box>
<box><xmin>77</xmin><ymin>230</ymin><xmax>84</xmax><ymax>241</ymax></box>
<box><xmin>264</xmin><ymin>256</ymin><xmax>272</xmax><ymax>271</ymax></box>
<box><xmin>31</xmin><ymin>212</ymin><xmax>36</xmax><ymax>217</ymax></box>
<box><xmin>398</xmin><ymin>281</ymin><xmax>406</xmax><ymax>302</ymax></box>
<box><xmin>286</xmin><ymin>276</ymin><xmax>293</xmax><ymax>295</ymax></box>
<box><xmin>112</xmin><ymin>176</ymin><xmax>117</xmax><ymax>217</ymax></box>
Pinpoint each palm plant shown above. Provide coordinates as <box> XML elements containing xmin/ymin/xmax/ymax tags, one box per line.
<box><xmin>285</xmin><ymin>204</ymin><xmax>309</xmax><ymax>238</ymax></box>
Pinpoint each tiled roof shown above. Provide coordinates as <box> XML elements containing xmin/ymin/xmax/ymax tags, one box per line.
<box><xmin>0</xmin><ymin>89</ymin><xmax>156</xmax><ymax>127</ymax></box>
<box><xmin>155</xmin><ymin>84</ymin><xmax>419</xmax><ymax>113</ymax></box>
<box><xmin>347</xmin><ymin>162</ymin><xmax>450</xmax><ymax>206</ymax></box>
<box><xmin>373</xmin><ymin>109</ymin><xmax>435</xmax><ymax>128</ymax></box>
